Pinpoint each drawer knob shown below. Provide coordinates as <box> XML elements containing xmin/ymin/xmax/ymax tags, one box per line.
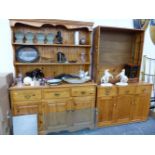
<box><xmin>125</xmin><ymin>90</ymin><xmax>129</xmax><ymax>94</ymax></box>
<box><xmin>25</xmin><ymin>95</ymin><xmax>31</xmax><ymax>99</ymax></box>
<box><xmin>142</xmin><ymin>89</ymin><xmax>146</xmax><ymax>92</ymax></box>
<box><xmin>81</xmin><ymin>91</ymin><xmax>86</xmax><ymax>95</ymax></box>
<box><xmin>54</xmin><ymin>93</ymin><xmax>60</xmax><ymax>96</ymax></box>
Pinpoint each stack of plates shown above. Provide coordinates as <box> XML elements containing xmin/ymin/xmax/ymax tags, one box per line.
<box><xmin>47</xmin><ymin>79</ymin><xmax>62</xmax><ymax>85</ymax></box>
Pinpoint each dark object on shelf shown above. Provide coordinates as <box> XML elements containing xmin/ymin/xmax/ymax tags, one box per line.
<box><xmin>54</xmin><ymin>73</ymin><xmax>80</xmax><ymax>79</ymax></box>
<box><xmin>125</xmin><ymin>64</ymin><xmax>139</xmax><ymax>78</ymax></box>
<box><xmin>55</xmin><ymin>31</ymin><xmax>63</xmax><ymax>44</ymax></box>
<box><xmin>25</xmin><ymin>68</ymin><xmax>44</xmax><ymax>79</ymax></box>
<box><xmin>79</xmin><ymin>38</ymin><xmax>86</xmax><ymax>45</ymax></box>
<box><xmin>16</xmin><ymin>46</ymin><xmax>39</xmax><ymax>63</ymax></box>
<box><xmin>57</xmin><ymin>52</ymin><xmax>67</xmax><ymax>63</ymax></box>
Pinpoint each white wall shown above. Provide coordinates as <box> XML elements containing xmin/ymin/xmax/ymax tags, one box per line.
<box><xmin>0</xmin><ymin>19</ymin><xmax>14</xmax><ymax>73</ymax></box>
<box><xmin>0</xmin><ymin>19</ymin><xmax>154</xmax><ymax>75</ymax></box>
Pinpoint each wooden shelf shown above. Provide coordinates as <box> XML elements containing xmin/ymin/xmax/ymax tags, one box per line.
<box><xmin>14</xmin><ymin>62</ymin><xmax>90</xmax><ymax>66</ymax></box>
<box><xmin>12</xmin><ymin>43</ymin><xmax>92</xmax><ymax>48</ymax></box>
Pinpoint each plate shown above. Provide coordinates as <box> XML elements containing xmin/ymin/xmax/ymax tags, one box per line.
<box><xmin>16</xmin><ymin>46</ymin><xmax>39</xmax><ymax>63</ymax></box>
<box><xmin>47</xmin><ymin>79</ymin><xmax>62</xmax><ymax>84</ymax></box>
<box><xmin>116</xmin><ymin>82</ymin><xmax>128</xmax><ymax>86</ymax></box>
<box><xmin>62</xmin><ymin>77</ymin><xmax>90</xmax><ymax>84</ymax></box>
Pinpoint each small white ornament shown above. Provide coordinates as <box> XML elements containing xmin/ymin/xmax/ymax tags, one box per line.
<box><xmin>101</xmin><ymin>69</ymin><xmax>113</xmax><ymax>84</ymax></box>
<box><xmin>116</xmin><ymin>69</ymin><xmax>128</xmax><ymax>85</ymax></box>
<box><xmin>23</xmin><ymin>77</ymin><xmax>32</xmax><ymax>86</ymax></box>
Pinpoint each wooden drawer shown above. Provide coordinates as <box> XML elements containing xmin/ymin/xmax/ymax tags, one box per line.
<box><xmin>118</xmin><ymin>86</ymin><xmax>135</xmax><ymax>95</ymax></box>
<box><xmin>11</xmin><ymin>90</ymin><xmax>41</xmax><ymax>102</ymax></box>
<box><xmin>71</xmin><ymin>86</ymin><xmax>95</xmax><ymax>97</ymax></box>
<box><xmin>13</xmin><ymin>104</ymin><xmax>39</xmax><ymax>115</ymax></box>
<box><xmin>72</xmin><ymin>96</ymin><xmax>95</xmax><ymax>110</ymax></box>
<box><xmin>136</xmin><ymin>85</ymin><xmax>152</xmax><ymax>94</ymax></box>
<box><xmin>98</xmin><ymin>86</ymin><xmax>117</xmax><ymax>97</ymax></box>
<box><xmin>43</xmin><ymin>88</ymin><xmax>70</xmax><ymax>99</ymax></box>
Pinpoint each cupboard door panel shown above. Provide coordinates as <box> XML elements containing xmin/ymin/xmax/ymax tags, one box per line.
<box><xmin>116</xmin><ymin>95</ymin><xmax>133</xmax><ymax>123</ymax></box>
<box><xmin>97</xmin><ymin>96</ymin><xmax>116</xmax><ymax>126</ymax></box>
<box><xmin>43</xmin><ymin>99</ymin><xmax>73</xmax><ymax>131</ymax></box>
<box><xmin>132</xmin><ymin>94</ymin><xmax>150</xmax><ymax>121</ymax></box>
<box><xmin>72</xmin><ymin>109</ymin><xmax>95</xmax><ymax>129</ymax></box>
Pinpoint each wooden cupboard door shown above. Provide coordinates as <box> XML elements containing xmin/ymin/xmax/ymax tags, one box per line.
<box><xmin>115</xmin><ymin>95</ymin><xmax>133</xmax><ymax>123</ymax></box>
<box><xmin>71</xmin><ymin>97</ymin><xmax>95</xmax><ymax>130</ymax></box>
<box><xmin>132</xmin><ymin>94</ymin><xmax>150</xmax><ymax>121</ymax></box>
<box><xmin>97</xmin><ymin>96</ymin><xmax>116</xmax><ymax>127</ymax></box>
<box><xmin>71</xmin><ymin>108</ymin><xmax>95</xmax><ymax>130</ymax></box>
<box><xmin>43</xmin><ymin>99</ymin><xmax>72</xmax><ymax>131</ymax></box>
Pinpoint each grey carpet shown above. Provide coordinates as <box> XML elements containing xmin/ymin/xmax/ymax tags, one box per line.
<box><xmin>47</xmin><ymin>117</ymin><xmax>155</xmax><ymax>135</ymax></box>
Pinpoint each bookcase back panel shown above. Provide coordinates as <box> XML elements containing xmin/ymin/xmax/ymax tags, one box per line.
<box><xmin>99</xmin><ymin>30</ymin><xmax>134</xmax><ymax>66</ymax></box>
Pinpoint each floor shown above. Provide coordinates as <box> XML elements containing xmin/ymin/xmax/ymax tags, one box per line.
<box><xmin>48</xmin><ymin>117</ymin><xmax>155</xmax><ymax>135</ymax></box>
<box><xmin>13</xmin><ymin>114</ymin><xmax>155</xmax><ymax>135</ymax></box>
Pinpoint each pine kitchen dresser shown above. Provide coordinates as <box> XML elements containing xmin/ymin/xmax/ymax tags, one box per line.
<box><xmin>9</xmin><ymin>19</ymin><xmax>152</xmax><ymax>134</ymax></box>
<box><xmin>9</xmin><ymin>19</ymin><xmax>96</xmax><ymax>134</ymax></box>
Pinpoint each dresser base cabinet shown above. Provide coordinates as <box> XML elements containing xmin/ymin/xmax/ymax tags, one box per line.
<box><xmin>9</xmin><ymin>83</ymin><xmax>96</xmax><ymax>134</ymax></box>
<box><xmin>97</xmin><ymin>83</ymin><xmax>152</xmax><ymax>127</ymax></box>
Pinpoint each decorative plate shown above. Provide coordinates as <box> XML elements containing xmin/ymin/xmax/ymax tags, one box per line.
<box><xmin>62</xmin><ymin>77</ymin><xmax>90</xmax><ymax>84</ymax></box>
<box><xmin>47</xmin><ymin>79</ymin><xmax>62</xmax><ymax>84</ymax></box>
<box><xmin>16</xmin><ymin>46</ymin><xmax>39</xmax><ymax>63</ymax></box>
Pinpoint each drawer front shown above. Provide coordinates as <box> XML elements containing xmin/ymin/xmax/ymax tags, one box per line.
<box><xmin>13</xmin><ymin>104</ymin><xmax>39</xmax><ymax>115</ymax></box>
<box><xmin>118</xmin><ymin>86</ymin><xmax>135</xmax><ymax>95</ymax></box>
<box><xmin>71</xmin><ymin>86</ymin><xmax>95</xmax><ymax>97</ymax></box>
<box><xmin>72</xmin><ymin>96</ymin><xmax>95</xmax><ymax>110</ymax></box>
<box><xmin>98</xmin><ymin>87</ymin><xmax>117</xmax><ymax>97</ymax></box>
<box><xmin>136</xmin><ymin>85</ymin><xmax>152</xmax><ymax>94</ymax></box>
<box><xmin>43</xmin><ymin>88</ymin><xmax>70</xmax><ymax>99</ymax></box>
<box><xmin>11</xmin><ymin>90</ymin><xmax>41</xmax><ymax>102</ymax></box>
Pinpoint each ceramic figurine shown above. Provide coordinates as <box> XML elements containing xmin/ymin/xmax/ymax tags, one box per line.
<box><xmin>101</xmin><ymin>69</ymin><xmax>113</xmax><ymax>86</ymax></box>
<box><xmin>55</xmin><ymin>31</ymin><xmax>63</xmax><ymax>44</ymax></box>
<box><xmin>116</xmin><ymin>69</ymin><xmax>128</xmax><ymax>86</ymax></box>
